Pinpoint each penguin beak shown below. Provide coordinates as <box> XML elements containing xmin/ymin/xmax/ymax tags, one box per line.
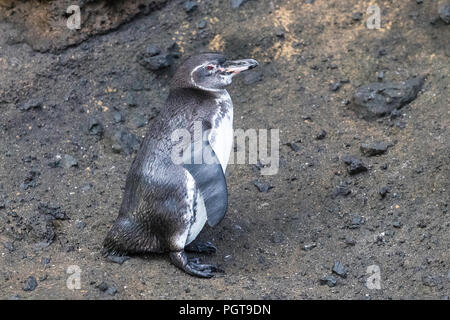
<box><xmin>220</xmin><ymin>59</ymin><xmax>259</xmax><ymax>75</ymax></box>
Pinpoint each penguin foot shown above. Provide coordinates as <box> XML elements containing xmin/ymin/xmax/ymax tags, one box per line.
<box><xmin>170</xmin><ymin>251</ymin><xmax>224</xmax><ymax>278</ymax></box>
<box><xmin>185</xmin><ymin>241</ymin><xmax>217</xmax><ymax>254</ymax></box>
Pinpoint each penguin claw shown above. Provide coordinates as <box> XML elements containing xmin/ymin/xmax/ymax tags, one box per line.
<box><xmin>185</xmin><ymin>241</ymin><xmax>217</xmax><ymax>254</ymax></box>
<box><xmin>170</xmin><ymin>251</ymin><xmax>224</xmax><ymax>278</ymax></box>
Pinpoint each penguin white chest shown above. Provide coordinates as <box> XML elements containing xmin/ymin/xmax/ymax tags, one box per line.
<box><xmin>209</xmin><ymin>92</ymin><xmax>233</xmax><ymax>173</ymax></box>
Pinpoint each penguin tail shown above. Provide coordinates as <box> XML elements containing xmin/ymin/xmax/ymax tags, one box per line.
<box><xmin>102</xmin><ymin>216</ymin><xmax>161</xmax><ymax>256</ymax></box>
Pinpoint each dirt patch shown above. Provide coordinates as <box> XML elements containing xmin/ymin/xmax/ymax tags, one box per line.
<box><xmin>0</xmin><ymin>0</ymin><xmax>167</xmax><ymax>52</ymax></box>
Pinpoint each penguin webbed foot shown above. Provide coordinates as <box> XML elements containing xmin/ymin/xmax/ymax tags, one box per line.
<box><xmin>170</xmin><ymin>251</ymin><xmax>224</xmax><ymax>278</ymax></box>
<box><xmin>185</xmin><ymin>241</ymin><xmax>217</xmax><ymax>254</ymax></box>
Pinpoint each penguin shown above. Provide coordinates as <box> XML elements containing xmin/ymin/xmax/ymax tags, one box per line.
<box><xmin>103</xmin><ymin>53</ymin><xmax>259</xmax><ymax>278</ymax></box>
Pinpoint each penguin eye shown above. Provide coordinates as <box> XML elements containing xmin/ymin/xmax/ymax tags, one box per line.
<box><xmin>206</xmin><ymin>65</ymin><xmax>215</xmax><ymax>71</ymax></box>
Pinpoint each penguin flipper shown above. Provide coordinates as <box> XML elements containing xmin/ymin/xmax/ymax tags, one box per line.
<box><xmin>182</xmin><ymin>139</ymin><xmax>228</xmax><ymax>227</ymax></box>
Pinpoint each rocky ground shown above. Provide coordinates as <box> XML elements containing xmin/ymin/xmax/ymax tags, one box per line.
<box><xmin>0</xmin><ymin>0</ymin><xmax>449</xmax><ymax>299</ymax></box>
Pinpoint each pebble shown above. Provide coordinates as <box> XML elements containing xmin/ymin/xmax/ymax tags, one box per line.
<box><xmin>3</xmin><ymin>241</ymin><xmax>15</xmax><ymax>252</ymax></box>
<box><xmin>349</xmin><ymin>215</ymin><xmax>365</xmax><ymax>229</ymax></box>
<box><xmin>329</xmin><ymin>81</ymin><xmax>341</xmax><ymax>91</ymax></box>
<box><xmin>97</xmin><ymin>282</ymin><xmax>118</xmax><ymax>296</ymax></box>
<box><xmin>253</xmin><ymin>181</ymin><xmax>273</xmax><ymax>192</ymax></box>
<box><xmin>319</xmin><ymin>275</ymin><xmax>337</xmax><ymax>287</ymax></box>
<box><xmin>332</xmin><ymin>185</ymin><xmax>351</xmax><ymax>197</ymax></box>
<box><xmin>342</xmin><ymin>155</ymin><xmax>368</xmax><ymax>175</ymax></box>
<box><xmin>23</xmin><ymin>276</ymin><xmax>38</xmax><ymax>291</ymax></box>
<box><xmin>332</xmin><ymin>261</ymin><xmax>348</xmax><ymax>278</ymax></box>
<box><xmin>198</xmin><ymin>20</ymin><xmax>207</xmax><ymax>29</ymax></box>
<box><xmin>113</xmin><ymin>111</ymin><xmax>124</xmax><ymax>123</ymax></box>
<box><xmin>126</xmin><ymin>92</ymin><xmax>137</xmax><ymax>107</ymax></box>
<box><xmin>360</xmin><ymin>142</ymin><xmax>389</xmax><ymax>156</ymax></box>
<box><xmin>316</xmin><ymin>129</ymin><xmax>327</xmax><ymax>140</ymax></box>
<box><xmin>19</xmin><ymin>99</ymin><xmax>42</xmax><ymax>111</ymax></box>
<box><xmin>87</xmin><ymin>118</ymin><xmax>104</xmax><ymax>136</ymax></box>
<box><xmin>110</xmin><ymin>128</ymin><xmax>141</xmax><ymax>155</ymax></box>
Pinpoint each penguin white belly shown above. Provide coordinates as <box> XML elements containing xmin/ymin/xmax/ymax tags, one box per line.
<box><xmin>186</xmin><ymin>192</ymin><xmax>207</xmax><ymax>245</ymax></box>
<box><xmin>209</xmin><ymin>93</ymin><xmax>233</xmax><ymax>173</ymax></box>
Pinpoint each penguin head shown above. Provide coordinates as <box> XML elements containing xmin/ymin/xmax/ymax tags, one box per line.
<box><xmin>171</xmin><ymin>53</ymin><xmax>258</xmax><ymax>92</ymax></box>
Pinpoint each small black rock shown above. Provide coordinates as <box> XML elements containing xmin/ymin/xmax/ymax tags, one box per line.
<box><xmin>360</xmin><ymin>142</ymin><xmax>389</xmax><ymax>156</ymax></box>
<box><xmin>144</xmin><ymin>44</ymin><xmax>162</xmax><ymax>57</ymax></box>
<box><xmin>126</xmin><ymin>92</ymin><xmax>137</xmax><ymax>107</ymax></box>
<box><xmin>286</xmin><ymin>142</ymin><xmax>300</xmax><ymax>152</ymax></box>
<box><xmin>330</xmin><ymin>81</ymin><xmax>341</xmax><ymax>91</ymax></box>
<box><xmin>332</xmin><ymin>261</ymin><xmax>348</xmax><ymax>278</ymax></box>
<box><xmin>319</xmin><ymin>275</ymin><xmax>337</xmax><ymax>287</ymax></box>
<box><xmin>316</xmin><ymin>130</ymin><xmax>327</xmax><ymax>140</ymax></box>
<box><xmin>87</xmin><ymin>118</ymin><xmax>104</xmax><ymax>136</ymax></box>
<box><xmin>349</xmin><ymin>215</ymin><xmax>365</xmax><ymax>229</ymax></box>
<box><xmin>253</xmin><ymin>181</ymin><xmax>273</xmax><ymax>192</ymax></box>
<box><xmin>379</xmin><ymin>186</ymin><xmax>390</xmax><ymax>198</ymax></box>
<box><xmin>198</xmin><ymin>20</ymin><xmax>207</xmax><ymax>29</ymax></box>
<box><xmin>352</xmin><ymin>12</ymin><xmax>363</xmax><ymax>21</ymax></box>
<box><xmin>23</xmin><ymin>276</ymin><xmax>38</xmax><ymax>291</ymax></box>
<box><xmin>342</xmin><ymin>155</ymin><xmax>368</xmax><ymax>175</ymax></box>
<box><xmin>19</xmin><ymin>99</ymin><xmax>42</xmax><ymax>111</ymax></box>
<box><xmin>110</xmin><ymin>128</ymin><xmax>141</xmax><ymax>155</ymax></box>
<box><xmin>332</xmin><ymin>185</ymin><xmax>351</xmax><ymax>197</ymax></box>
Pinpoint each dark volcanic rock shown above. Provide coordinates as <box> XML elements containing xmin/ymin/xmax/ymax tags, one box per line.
<box><xmin>329</xmin><ymin>81</ymin><xmax>341</xmax><ymax>91</ymax></box>
<box><xmin>110</xmin><ymin>128</ymin><xmax>141</xmax><ymax>155</ymax></box>
<box><xmin>319</xmin><ymin>275</ymin><xmax>337</xmax><ymax>287</ymax></box>
<box><xmin>332</xmin><ymin>261</ymin><xmax>348</xmax><ymax>278</ymax></box>
<box><xmin>144</xmin><ymin>44</ymin><xmax>162</xmax><ymax>57</ymax></box>
<box><xmin>360</xmin><ymin>142</ymin><xmax>389</xmax><ymax>156</ymax></box>
<box><xmin>38</xmin><ymin>203</ymin><xmax>68</xmax><ymax>220</ymax></box>
<box><xmin>139</xmin><ymin>54</ymin><xmax>172</xmax><ymax>71</ymax></box>
<box><xmin>353</xmin><ymin>76</ymin><xmax>426</xmax><ymax>118</ymax></box>
<box><xmin>126</xmin><ymin>92</ymin><xmax>137</xmax><ymax>107</ymax></box>
<box><xmin>286</xmin><ymin>142</ymin><xmax>300</xmax><ymax>152</ymax></box>
<box><xmin>87</xmin><ymin>118</ymin><xmax>104</xmax><ymax>136</ymax></box>
<box><xmin>253</xmin><ymin>181</ymin><xmax>273</xmax><ymax>192</ymax></box>
<box><xmin>332</xmin><ymin>184</ymin><xmax>351</xmax><ymax>198</ymax></box>
<box><xmin>316</xmin><ymin>129</ymin><xmax>327</xmax><ymax>140</ymax></box>
<box><xmin>19</xmin><ymin>99</ymin><xmax>42</xmax><ymax>111</ymax></box>
<box><xmin>349</xmin><ymin>215</ymin><xmax>365</xmax><ymax>229</ymax></box>
<box><xmin>23</xmin><ymin>276</ymin><xmax>38</xmax><ymax>291</ymax></box>
<box><xmin>342</xmin><ymin>156</ymin><xmax>368</xmax><ymax>175</ymax></box>
<box><xmin>439</xmin><ymin>3</ymin><xmax>450</xmax><ymax>24</ymax></box>
<box><xmin>97</xmin><ymin>282</ymin><xmax>118</xmax><ymax>296</ymax></box>
<box><xmin>20</xmin><ymin>170</ymin><xmax>40</xmax><ymax>190</ymax></box>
